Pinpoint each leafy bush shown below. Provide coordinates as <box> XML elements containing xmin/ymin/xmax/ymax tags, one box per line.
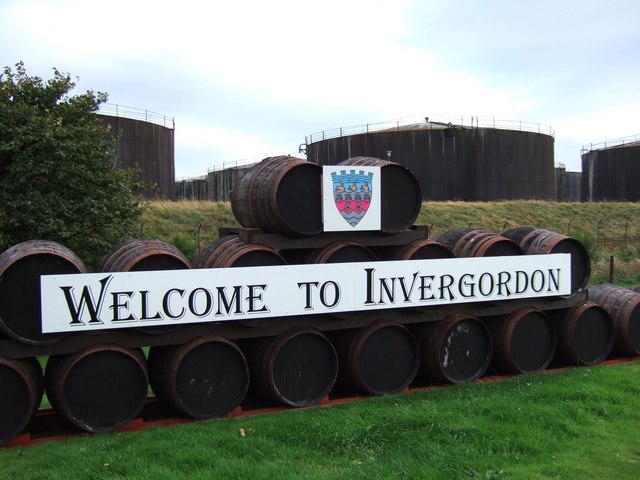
<box><xmin>0</xmin><ymin>62</ymin><xmax>147</xmax><ymax>269</ymax></box>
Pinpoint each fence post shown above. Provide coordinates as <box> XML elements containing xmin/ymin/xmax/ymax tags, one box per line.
<box><xmin>566</xmin><ymin>217</ymin><xmax>574</xmax><ymax>236</ymax></box>
<box><xmin>597</xmin><ymin>218</ymin><xmax>605</xmax><ymax>245</ymax></box>
<box><xmin>609</xmin><ymin>256</ymin><xmax>614</xmax><ymax>283</ymax></box>
<box><xmin>624</xmin><ymin>216</ymin><xmax>631</xmax><ymax>246</ymax></box>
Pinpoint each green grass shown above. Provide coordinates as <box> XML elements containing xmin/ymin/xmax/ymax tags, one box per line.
<box><xmin>140</xmin><ymin>201</ymin><xmax>237</xmax><ymax>260</ymax></box>
<box><xmin>2</xmin><ymin>362</ymin><xmax>639</xmax><ymax>479</ymax></box>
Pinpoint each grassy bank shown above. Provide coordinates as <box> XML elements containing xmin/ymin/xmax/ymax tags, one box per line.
<box><xmin>140</xmin><ymin>200</ymin><xmax>640</xmax><ymax>286</ymax></box>
<box><xmin>1</xmin><ymin>361</ymin><xmax>638</xmax><ymax>479</ymax></box>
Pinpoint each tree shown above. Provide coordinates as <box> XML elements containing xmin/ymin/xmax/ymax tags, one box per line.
<box><xmin>0</xmin><ymin>62</ymin><xmax>147</xmax><ymax>269</ymax></box>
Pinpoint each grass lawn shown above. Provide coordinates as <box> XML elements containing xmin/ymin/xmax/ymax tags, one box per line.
<box><xmin>1</xmin><ymin>361</ymin><xmax>638</xmax><ymax>479</ymax></box>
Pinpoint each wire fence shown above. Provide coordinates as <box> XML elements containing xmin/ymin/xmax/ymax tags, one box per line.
<box><xmin>98</xmin><ymin>103</ymin><xmax>175</xmax><ymax>129</ymax></box>
<box><xmin>175</xmin><ymin>158</ymin><xmax>262</xmax><ymax>182</ymax></box>
<box><xmin>304</xmin><ymin>115</ymin><xmax>555</xmax><ymax>145</ymax></box>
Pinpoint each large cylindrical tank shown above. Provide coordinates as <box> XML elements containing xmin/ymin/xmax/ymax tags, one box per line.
<box><xmin>581</xmin><ymin>141</ymin><xmax>640</xmax><ymax>201</ymax></box>
<box><xmin>305</xmin><ymin>121</ymin><xmax>556</xmax><ymax>201</ymax></box>
<box><xmin>98</xmin><ymin>105</ymin><xmax>175</xmax><ymax>199</ymax></box>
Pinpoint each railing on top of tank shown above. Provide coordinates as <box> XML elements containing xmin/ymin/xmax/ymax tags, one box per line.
<box><xmin>581</xmin><ymin>133</ymin><xmax>640</xmax><ymax>155</ymax></box>
<box><xmin>303</xmin><ymin>116</ymin><xmax>555</xmax><ymax>146</ymax></box>
<box><xmin>175</xmin><ymin>158</ymin><xmax>261</xmax><ymax>182</ymax></box>
<box><xmin>98</xmin><ymin>103</ymin><xmax>175</xmax><ymax>129</ymax></box>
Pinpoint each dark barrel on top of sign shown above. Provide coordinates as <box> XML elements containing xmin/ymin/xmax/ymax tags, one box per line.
<box><xmin>281</xmin><ymin>241</ymin><xmax>376</xmax><ymax>321</ymax></box>
<box><xmin>231</xmin><ymin>156</ymin><xmax>323</xmax><ymax>237</ymax></box>
<box><xmin>588</xmin><ymin>283</ymin><xmax>640</xmax><ymax>356</ymax></box>
<box><xmin>305</xmin><ymin>240</ymin><xmax>377</xmax><ymax>264</ymax></box>
<box><xmin>383</xmin><ymin>238</ymin><xmax>454</xmax><ymax>261</ymax></box>
<box><xmin>434</xmin><ymin>228</ymin><xmax>523</xmax><ymax>257</ymax></box>
<box><xmin>194</xmin><ymin>235</ymin><xmax>287</xmax><ymax>268</ymax></box>
<box><xmin>0</xmin><ymin>240</ymin><xmax>86</xmax><ymax>345</ymax></box>
<box><xmin>98</xmin><ymin>239</ymin><xmax>191</xmax><ymax>334</ymax></box>
<box><xmin>98</xmin><ymin>239</ymin><xmax>191</xmax><ymax>272</ymax></box>
<box><xmin>338</xmin><ymin>157</ymin><xmax>422</xmax><ymax>234</ymax></box>
<box><xmin>502</xmin><ymin>227</ymin><xmax>590</xmax><ymax>294</ymax></box>
<box><xmin>283</xmin><ymin>240</ymin><xmax>377</xmax><ymax>265</ymax></box>
<box><xmin>548</xmin><ymin>302</ymin><xmax>614</xmax><ymax>366</ymax></box>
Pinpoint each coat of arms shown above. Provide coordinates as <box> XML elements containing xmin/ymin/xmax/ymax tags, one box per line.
<box><xmin>331</xmin><ymin>169</ymin><xmax>374</xmax><ymax>227</ymax></box>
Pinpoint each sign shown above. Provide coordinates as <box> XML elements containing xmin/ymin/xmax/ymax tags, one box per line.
<box><xmin>41</xmin><ymin>254</ymin><xmax>571</xmax><ymax>333</ymax></box>
<box><xmin>323</xmin><ymin>166</ymin><xmax>381</xmax><ymax>231</ymax></box>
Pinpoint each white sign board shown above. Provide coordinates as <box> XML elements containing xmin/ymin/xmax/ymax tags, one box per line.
<box><xmin>323</xmin><ymin>166</ymin><xmax>381</xmax><ymax>231</ymax></box>
<box><xmin>41</xmin><ymin>254</ymin><xmax>571</xmax><ymax>333</ymax></box>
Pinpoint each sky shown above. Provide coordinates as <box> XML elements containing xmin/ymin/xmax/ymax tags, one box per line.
<box><xmin>1</xmin><ymin>0</ymin><xmax>639</xmax><ymax>177</ymax></box>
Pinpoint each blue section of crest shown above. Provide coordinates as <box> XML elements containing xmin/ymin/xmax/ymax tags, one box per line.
<box><xmin>332</xmin><ymin>169</ymin><xmax>374</xmax><ymax>201</ymax></box>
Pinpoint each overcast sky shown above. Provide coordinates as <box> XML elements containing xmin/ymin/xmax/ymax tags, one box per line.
<box><xmin>2</xmin><ymin>0</ymin><xmax>638</xmax><ymax>177</ymax></box>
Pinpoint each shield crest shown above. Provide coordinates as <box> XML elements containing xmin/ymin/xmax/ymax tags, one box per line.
<box><xmin>331</xmin><ymin>169</ymin><xmax>374</xmax><ymax>227</ymax></box>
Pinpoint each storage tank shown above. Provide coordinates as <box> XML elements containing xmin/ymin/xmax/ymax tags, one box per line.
<box><xmin>303</xmin><ymin>118</ymin><xmax>556</xmax><ymax>201</ymax></box>
<box><xmin>581</xmin><ymin>135</ymin><xmax>640</xmax><ymax>201</ymax></box>
<box><xmin>97</xmin><ymin>104</ymin><xmax>175</xmax><ymax>199</ymax></box>
<box><xmin>556</xmin><ymin>165</ymin><xmax>581</xmax><ymax>202</ymax></box>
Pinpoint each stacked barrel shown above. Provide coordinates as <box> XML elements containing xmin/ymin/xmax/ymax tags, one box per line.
<box><xmin>0</xmin><ymin>154</ymin><xmax>636</xmax><ymax>447</ymax></box>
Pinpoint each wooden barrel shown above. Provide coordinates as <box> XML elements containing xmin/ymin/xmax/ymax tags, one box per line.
<box><xmin>484</xmin><ymin>307</ymin><xmax>556</xmax><ymax>374</ymax></box>
<box><xmin>588</xmin><ymin>283</ymin><xmax>640</xmax><ymax>356</ymax></box>
<box><xmin>330</xmin><ymin>321</ymin><xmax>419</xmax><ymax>395</ymax></box>
<box><xmin>98</xmin><ymin>239</ymin><xmax>191</xmax><ymax>334</ymax></box>
<box><xmin>502</xmin><ymin>227</ymin><xmax>590</xmax><ymax>293</ymax></box>
<box><xmin>0</xmin><ymin>240</ymin><xmax>86</xmax><ymax>344</ymax></box>
<box><xmin>45</xmin><ymin>345</ymin><xmax>148</xmax><ymax>433</ymax></box>
<box><xmin>412</xmin><ymin>314</ymin><xmax>492</xmax><ymax>385</ymax></box>
<box><xmin>148</xmin><ymin>336</ymin><xmax>249</xmax><ymax>419</ymax></box>
<box><xmin>244</xmin><ymin>328</ymin><xmax>338</xmax><ymax>407</ymax></box>
<box><xmin>548</xmin><ymin>302</ymin><xmax>614</xmax><ymax>366</ymax></box>
<box><xmin>98</xmin><ymin>239</ymin><xmax>191</xmax><ymax>272</ymax></box>
<box><xmin>303</xmin><ymin>241</ymin><xmax>377</xmax><ymax>264</ymax></box>
<box><xmin>434</xmin><ymin>228</ymin><xmax>523</xmax><ymax>257</ymax></box>
<box><xmin>0</xmin><ymin>356</ymin><xmax>43</xmax><ymax>446</ymax></box>
<box><xmin>383</xmin><ymin>238</ymin><xmax>454</xmax><ymax>261</ymax></box>
<box><xmin>338</xmin><ymin>157</ymin><xmax>422</xmax><ymax>233</ymax></box>
<box><xmin>194</xmin><ymin>235</ymin><xmax>287</xmax><ymax>268</ymax></box>
<box><xmin>231</xmin><ymin>156</ymin><xmax>323</xmax><ymax>237</ymax></box>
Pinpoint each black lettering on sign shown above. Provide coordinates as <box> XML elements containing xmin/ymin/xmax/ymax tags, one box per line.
<box><xmin>59</xmin><ymin>275</ymin><xmax>112</xmax><ymax>325</ymax></box>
